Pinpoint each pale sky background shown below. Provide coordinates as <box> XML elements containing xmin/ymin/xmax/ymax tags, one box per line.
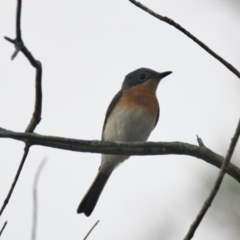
<box><xmin>0</xmin><ymin>0</ymin><xmax>240</xmax><ymax>239</ymax></box>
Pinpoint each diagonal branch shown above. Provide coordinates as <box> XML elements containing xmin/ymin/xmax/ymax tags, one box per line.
<box><xmin>0</xmin><ymin>146</ymin><xmax>29</xmax><ymax>216</ymax></box>
<box><xmin>0</xmin><ymin>129</ymin><xmax>240</xmax><ymax>183</ymax></box>
<box><xmin>83</xmin><ymin>220</ymin><xmax>100</xmax><ymax>240</ymax></box>
<box><xmin>129</xmin><ymin>0</ymin><xmax>240</xmax><ymax>78</ymax></box>
<box><xmin>0</xmin><ymin>221</ymin><xmax>7</xmax><ymax>237</ymax></box>
<box><xmin>1</xmin><ymin>0</ymin><xmax>43</xmax><ymax>216</ymax></box>
<box><xmin>184</xmin><ymin>119</ymin><xmax>240</xmax><ymax>240</ymax></box>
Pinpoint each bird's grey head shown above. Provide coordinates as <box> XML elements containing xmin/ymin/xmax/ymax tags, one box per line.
<box><xmin>122</xmin><ymin>68</ymin><xmax>172</xmax><ymax>90</ymax></box>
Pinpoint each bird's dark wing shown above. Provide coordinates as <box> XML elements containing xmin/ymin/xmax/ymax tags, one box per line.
<box><xmin>101</xmin><ymin>90</ymin><xmax>123</xmax><ymax>139</ymax></box>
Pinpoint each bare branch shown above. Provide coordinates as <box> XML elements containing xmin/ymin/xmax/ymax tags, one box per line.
<box><xmin>4</xmin><ymin>0</ymin><xmax>22</xmax><ymax>59</ymax></box>
<box><xmin>4</xmin><ymin>0</ymin><xmax>42</xmax><ymax>132</ymax></box>
<box><xmin>25</xmin><ymin>59</ymin><xmax>42</xmax><ymax>133</ymax></box>
<box><xmin>1</xmin><ymin>0</ymin><xmax>43</xmax><ymax>216</ymax></box>
<box><xmin>0</xmin><ymin>221</ymin><xmax>7</xmax><ymax>237</ymax></box>
<box><xmin>0</xmin><ymin>146</ymin><xmax>29</xmax><ymax>216</ymax></box>
<box><xmin>184</xmin><ymin>119</ymin><xmax>240</xmax><ymax>240</ymax></box>
<box><xmin>32</xmin><ymin>159</ymin><xmax>47</xmax><ymax>240</ymax></box>
<box><xmin>0</xmin><ymin>129</ymin><xmax>240</xmax><ymax>183</ymax></box>
<box><xmin>129</xmin><ymin>0</ymin><xmax>240</xmax><ymax>78</ymax></box>
<box><xmin>83</xmin><ymin>220</ymin><xmax>100</xmax><ymax>240</ymax></box>
<box><xmin>15</xmin><ymin>0</ymin><xmax>22</xmax><ymax>41</ymax></box>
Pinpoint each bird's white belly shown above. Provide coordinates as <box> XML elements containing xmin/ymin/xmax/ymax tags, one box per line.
<box><xmin>101</xmin><ymin>105</ymin><xmax>156</xmax><ymax>170</ymax></box>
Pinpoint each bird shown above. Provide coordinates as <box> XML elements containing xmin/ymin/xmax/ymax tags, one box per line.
<box><xmin>77</xmin><ymin>68</ymin><xmax>172</xmax><ymax>216</ymax></box>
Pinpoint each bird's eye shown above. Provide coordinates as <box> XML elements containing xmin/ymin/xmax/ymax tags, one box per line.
<box><xmin>139</xmin><ymin>74</ymin><xmax>146</xmax><ymax>81</ymax></box>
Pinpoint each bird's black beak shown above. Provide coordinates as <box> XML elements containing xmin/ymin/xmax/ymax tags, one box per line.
<box><xmin>155</xmin><ymin>71</ymin><xmax>172</xmax><ymax>79</ymax></box>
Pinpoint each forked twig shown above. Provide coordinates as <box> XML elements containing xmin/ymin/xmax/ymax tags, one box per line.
<box><xmin>0</xmin><ymin>0</ymin><xmax>43</xmax><ymax>216</ymax></box>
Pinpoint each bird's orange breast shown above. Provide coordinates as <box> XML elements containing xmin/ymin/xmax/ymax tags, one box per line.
<box><xmin>118</xmin><ymin>83</ymin><xmax>159</xmax><ymax>119</ymax></box>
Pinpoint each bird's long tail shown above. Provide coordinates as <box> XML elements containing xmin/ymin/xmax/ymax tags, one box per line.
<box><xmin>77</xmin><ymin>170</ymin><xmax>112</xmax><ymax>216</ymax></box>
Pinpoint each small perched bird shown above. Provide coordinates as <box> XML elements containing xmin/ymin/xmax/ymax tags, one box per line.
<box><xmin>77</xmin><ymin>68</ymin><xmax>172</xmax><ymax>216</ymax></box>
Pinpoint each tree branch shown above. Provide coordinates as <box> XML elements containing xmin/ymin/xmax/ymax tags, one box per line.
<box><xmin>0</xmin><ymin>129</ymin><xmax>240</xmax><ymax>183</ymax></box>
<box><xmin>0</xmin><ymin>146</ymin><xmax>29</xmax><ymax>216</ymax></box>
<box><xmin>129</xmin><ymin>0</ymin><xmax>240</xmax><ymax>78</ymax></box>
<box><xmin>184</xmin><ymin>119</ymin><xmax>240</xmax><ymax>239</ymax></box>
<box><xmin>1</xmin><ymin>0</ymin><xmax>43</xmax><ymax>216</ymax></box>
<box><xmin>83</xmin><ymin>220</ymin><xmax>100</xmax><ymax>240</ymax></box>
<box><xmin>0</xmin><ymin>221</ymin><xmax>7</xmax><ymax>237</ymax></box>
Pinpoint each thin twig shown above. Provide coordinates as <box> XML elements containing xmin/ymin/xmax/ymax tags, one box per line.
<box><xmin>32</xmin><ymin>159</ymin><xmax>47</xmax><ymax>240</ymax></box>
<box><xmin>0</xmin><ymin>221</ymin><xmax>7</xmax><ymax>237</ymax></box>
<box><xmin>0</xmin><ymin>145</ymin><xmax>29</xmax><ymax>216</ymax></box>
<box><xmin>1</xmin><ymin>0</ymin><xmax>43</xmax><ymax>216</ymax></box>
<box><xmin>0</xmin><ymin>130</ymin><xmax>240</xmax><ymax>183</ymax></box>
<box><xmin>184</xmin><ymin>119</ymin><xmax>240</xmax><ymax>240</ymax></box>
<box><xmin>83</xmin><ymin>220</ymin><xmax>100</xmax><ymax>240</ymax></box>
<box><xmin>196</xmin><ymin>135</ymin><xmax>205</xmax><ymax>147</ymax></box>
<box><xmin>129</xmin><ymin>0</ymin><xmax>240</xmax><ymax>78</ymax></box>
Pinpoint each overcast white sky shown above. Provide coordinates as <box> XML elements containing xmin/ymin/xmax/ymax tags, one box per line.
<box><xmin>0</xmin><ymin>0</ymin><xmax>240</xmax><ymax>239</ymax></box>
